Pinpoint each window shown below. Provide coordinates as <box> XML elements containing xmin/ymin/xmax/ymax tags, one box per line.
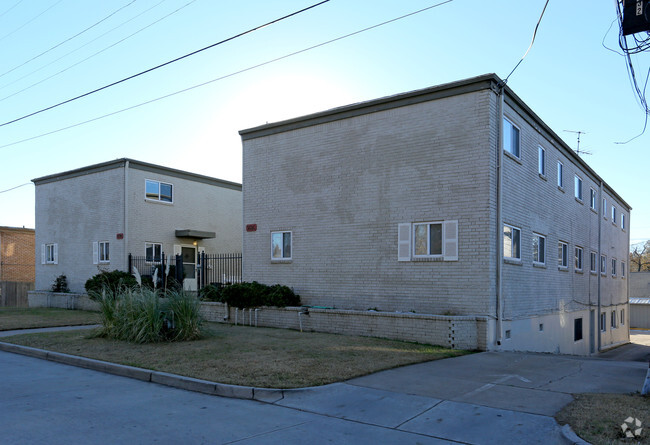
<box><xmin>590</xmin><ymin>251</ymin><xmax>597</xmax><ymax>274</ymax></box>
<box><xmin>145</xmin><ymin>242</ymin><xmax>162</xmax><ymax>262</ymax></box>
<box><xmin>600</xmin><ymin>254</ymin><xmax>607</xmax><ymax>275</ymax></box>
<box><xmin>145</xmin><ymin>179</ymin><xmax>173</xmax><ymax>203</ymax></box>
<box><xmin>574</xmin><ymin>175</ymin><xmax>583</xmax><ymax>201</ymax></box>
<box><xmin>611</xmin><ymin>310</ymin><xmax>617</xmax><ymax>329</ymax></box>
<box><xmin>600</xmin><ymin>312</ymin><xmax>606</xmax><ymax>332</ymax></box>
<box><xmin>621</xmin><ymin>309</ymin><xmax>625</xmax><ymax>325</ymax></box>
<box><xmin>622</xmin><ymin>261</ymin><xmax>626</xmax><ymax>278</ymax></box>
<box><xmin>602</xmin><ymin>197</ymin><xmax>607</xmax><ymax>218</ymax></box>
<box><xmin>93</xmin><ymin>241</ymin><xmax>109</xmax><ymax>264</ymax></box>
<box><xmin>574</xmin><ymin>246</ymin><xmax>583</xmax><ymax>272</ymax></box>
<box><xmin>557</xmin><ymin>161</ymin><xmax>564</xmax><ymax>188</ymax></box>
<box><xmin>43</xmin><ymin>243</ymin><xmax>58</xmax><ymax>264</ymax></box>
<box><xmin>414</xmin><ymin>222</ymin><xmax>443</xmax><ymax>257</ymax></box>
<box><xmin>532</xmin><ymin>233</ymin><xmax>545</xmax><ymax>265</ymax></box>
<box><xmin>398</xmin><ymin>221</ymin><xmax>458</xmax><ymax>261</ymax></box>
<box><xmin>611</xmin><ymin>206</ymin><xmax>617</xmax><ymax>224</ymax></box>
<box><xmin>621</xmin><ymin>214</ymin><xmax>626</xmax><ymax>230</ymax></box>
<box><xmin>504</xmin><ymin>225</ymin><xmax>521</xmax><ymax>260</ymax></box>
<box><xmin>558</xmin><ymin>241</ymin><xmax>568</xmax><ymax>269</ymax></box>
<box><xmin>612</xmin><ymin>258</ymin><xmax>617</xmax><ymax>277</ymax></box>
<box><xmin>503</xmin><ymin>117</ymin><xmax>520</xmax><ymax>158</ymax></box>
<box><xmin>271</xmin><ymin>231</ymin><xmax>292</xmax><ymax>260</ymax></box>
<box><xmin>590</xmin><ymin>188</ymin><xmax>597</xmax><ymax>210</ymax></box>
<box><xmin>574</xmin><ymin>318</ymin><xmax>583</xmax><ymax>341</ymax></box>
<box><xmin>538</xmin><ymin>146</ymin><xmax>545</xmax><ymax>176</ymax></box>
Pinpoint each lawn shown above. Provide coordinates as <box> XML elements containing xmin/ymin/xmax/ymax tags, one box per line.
<box><xmin>2</xmin><ymin>319</ymin><xmax>468</xmax><ymax>388</ymax></box>
<box><xmin>556</xmin><ymin>393</ymin><xmax>650</xmax><ymax>445</ymax></box>
<box><xmin>0</xmin><ymin>307</ymin><xmax>100</xmax><ymax>331</ymax></box>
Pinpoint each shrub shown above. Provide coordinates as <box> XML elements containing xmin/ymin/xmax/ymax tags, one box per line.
<box><xmin>94</xmin><ymin>288</ymin><xmax>204</xmax><ymax>343</ymax></box>
<box><xmin>198</xmin><ymin>283</ymin><xmax>223</xmax><ymax>302</ymax></box>
<box><xmin>51</xmin><ymin>275</ymin><xmax>70</xmax><ymax>293</ymax></box>
<box><xmin>218</xmin><ymin>281</ymin><xmax>300</xmax><ymax>309</ymax></box>
<box><xmin>85</xmin><ymin>270</ymin><xmax>138</xmax><ymax>300</ymax></box>
<box><xmin>266</xmin><ymin>284</ymin><xmax>301</xmax><ymax>307</ymax></box>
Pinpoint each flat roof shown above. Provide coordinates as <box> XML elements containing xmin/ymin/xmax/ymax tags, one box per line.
<box><xmin>240</xmin><ymin>73</ymin><xmax>630</xmax><ymax>211</ymax></box>
<box><xmin>32</xmin><ymin>158</ymin><xmax>241</xmax><ymax>191</ymax></box>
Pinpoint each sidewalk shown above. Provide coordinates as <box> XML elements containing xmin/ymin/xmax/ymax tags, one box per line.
<box><xmin>1</xmin><ymin>325</ymin><xmax>648</xmax><ymax>444</ymax></box>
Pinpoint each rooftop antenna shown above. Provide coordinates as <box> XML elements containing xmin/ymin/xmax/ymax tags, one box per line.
<box><xmin>563</xmin><ymin>130</ymin><xmax>592</xmax><ymax>156</ymax></box>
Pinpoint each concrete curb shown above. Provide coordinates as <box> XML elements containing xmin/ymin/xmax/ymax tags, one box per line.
<box><xmin>0</xmin><ymin>341</ymin><xmax>292</xmax><ymax>402</ymax></box>
<box><xmin>561</xmin><ymin>424</ymin><xmax>591</xmax><ymax>445</ymax></box>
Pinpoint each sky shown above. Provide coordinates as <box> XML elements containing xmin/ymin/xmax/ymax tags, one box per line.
<box><xmin>0</xmin><ymin>0</ymin><xmax>648</xmax><ymax>246</ymax></box>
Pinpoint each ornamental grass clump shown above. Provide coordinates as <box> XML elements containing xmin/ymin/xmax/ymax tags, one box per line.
<box><xmin>94</xmin><ymin>288</ymin><xmax>203</xmax><ymax>343</ymax></box>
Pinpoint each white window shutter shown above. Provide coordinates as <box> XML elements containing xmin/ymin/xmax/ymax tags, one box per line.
<box><xmin>92</xmin><ymin>242</ymin><xmax>99</xmax><ymax>265</ymax></box>
<box><xmin>41</xmin><ymin>244</ymin><xmax>46</xmax><ymax>264</ymax></box>
<box><xmin>53</xmin><ymin>243</ymin><xmax>58</xmax><ymax>265</ymax></box>
<box><xmin>443</xmin><ymin>220</ymin><xmax>458</xmax><ymax>261</ymax></box>
<box><xmin>398</xmin><ymin>223</ymin><xmax>411</xmax><ymax>262</ymax></box>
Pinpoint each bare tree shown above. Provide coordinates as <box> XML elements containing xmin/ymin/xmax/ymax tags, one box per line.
<box><xmin>630</xmin><ymin>240</ymin><xmax>650</xmax><ymax>272</ymax></box>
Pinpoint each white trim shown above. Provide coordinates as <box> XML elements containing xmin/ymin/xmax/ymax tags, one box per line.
<box><xmin>503</xmin><ymin>224</ymin><xmax>521</xmax><ymax>261</ymax></box>
<box><xmin>92</xmin><ymin>241</ymin><xmax>99</xmax><ymax>265</ymax></box>
<box><xmin>412</xmin><ymin>221</ymin><xmax>444</xmax><ymax>259</ymax></box>
<box><xmin>574</xmin><ymin>245</ymin><xmax>583</xmax><ymax>272</ymax></box>
<box><xmin>558</xmin><ymin>241</ymin><xmax>569</xmax><ymax>269</ymax></box>
<box><xmin>397</xmin><ymin>223</ymin><xmax>411</xmax><ymax>262</ymax></box>
<box><xmin>502</xmin><ymin>116</ymin><xmax>520</xmax><ymax>159</ymax></box>
<box><xmin>443</xmin><ymin>220</ymin><xmax>458</xmax><ymax>261</ymax></box>
<box><xmin>537</xmin><ymin>145</ymin><xmax>545</xmax><ymax>176</ymax></box>
<box><xmin>532</xmin><ymin>232</ymin><xmax>546</xmax><ymax>265</ymax></box>
<box><xmin>271</xmin><ymin>231</ymin><xmax>292</xmax><ymax>261</ymax></box>
<box><xmin>98</xmin><ymin>241</ymin><xmax>110</xmax><ymax>263</ymax></box>
<box><xmin>144</xmin><ymin>178</ymin><xmax>174</xmax><ymax>203</ymax></box>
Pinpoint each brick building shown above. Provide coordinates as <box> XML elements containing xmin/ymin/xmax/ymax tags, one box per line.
<box><xmin>32</xmin><ymin>159</ymin><xmax>242</xmax><ymax>293</ymax></box>
<box><xmin>0</xmin><ymin>226</ymin><xmax>35</xmax><ymax>306</ymax></box>
<box><xmin>240</xmin><ymin>74</ymin><xmax>630</xmax><ymax>355</ymax></box>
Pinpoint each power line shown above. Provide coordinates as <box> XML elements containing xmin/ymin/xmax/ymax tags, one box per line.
<box><xmin>0</xmin><ymin>0</ymin><xmax>456</xmax><ymax>150</ymax></box>
<box><xmin>613</xmin><ymin>0</ymin><xmax>650</xmax><ymax>143</ymax></box>
<box><xmin>0</xmin><ymin>0</ymin><xmax>138</xmax><ymax>80</ymax></box>
<box><xmin>0</xmin><ymin>0</ymin><xmax>24</xmax><ymax>21</ymax></box>
<box><xmin>0</xmin><ymin>0</ymin><xmax>331</xmax><ymax>129</ymax></box>
<box><xmin>0</xmin><ymin>0</ymin><xmax>64</xmax><ymax>43</ymax></box>
<box><xmin>0</xmin><ymin>0</ymin><xmax>195</xmax><ymax>103</ymax></box>
<box><xmin>0</xmin><ymin>183</ymin><xmax>32</xmax><ymax>194</ymax></box>
<box><xmin>500</xmin><ymin>0</ymin><xmax>550</xmax><ymax>87</ymax></box>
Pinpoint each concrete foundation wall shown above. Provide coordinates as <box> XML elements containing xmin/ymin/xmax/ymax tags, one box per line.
<box><xmin>28</xmin><ymin>291</ymin><xmax>100</xmax><ymax>311</ymax></box>
<box><xmin>200</xmin><ymin>302</ymin><xmax>488</xmax><ymax>350</ymax></box>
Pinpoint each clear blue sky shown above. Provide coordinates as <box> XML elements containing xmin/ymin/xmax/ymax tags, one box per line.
<box><xmin>1</xmin><ymin>0</ymin><xmax>648</xmax><ymax>246</ymax></box>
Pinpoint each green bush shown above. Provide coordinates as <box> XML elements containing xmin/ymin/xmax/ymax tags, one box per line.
<box><xmin>198</xmin><ymin>283</ymin><xmax>223</xmax><ymax>302</ymax></box>
<box><xmin>94</xmin><ymin>288</ymin><xmax>203</xmax><ymax>343</ymax></box>
<box><xmin>218</xmin><ymin>281</ymin><xmax>300</xmax><ymax>309</ymax></box>
<box><xmin>85</xmin><ymin>270</ymin><xmax>138</xmax><ymax>300</ymax></box>
<box><xmin>51</xmin><ymin>275</ymin><xmax>70</xmax><ymax>293</ymax></box>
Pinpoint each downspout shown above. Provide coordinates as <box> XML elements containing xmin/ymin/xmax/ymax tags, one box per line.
<box><xmin>597</xmin><ymin>180</ymin><xmax>603</xmax><ymax>352</ymax></box>
<box><xmin>495</xmin><ymin>83</ymin><xmax>505</xmax><ymax>347</ymax></box>
<box><xmin>124</xmin><ymin>160</ymin><xmax>130</xmax><ymax>270</ymax></box>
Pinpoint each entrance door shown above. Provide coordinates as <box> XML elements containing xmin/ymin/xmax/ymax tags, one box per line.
<box><xmin>181</xmin><ymin>246</ymin><xmax>197</xmax><ymax>291</ymax></box>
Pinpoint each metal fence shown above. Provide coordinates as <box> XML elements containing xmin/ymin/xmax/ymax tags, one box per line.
<box><xmin>128</xmin><ymin>252</ymin><xmax>242</xmax><ymax>291</ymax></box>
<box><xmin>197</xmin><ymin>252</ymin><xmax>242</xmax><ymax>289</ymax></box>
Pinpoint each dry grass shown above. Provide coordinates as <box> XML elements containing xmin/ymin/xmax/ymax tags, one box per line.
<box><xmin>2</xmin><ymin>323</ymin><xmax>469</xmax><ymax>388</ymax></box>
<box><xmin>556</xmin><ymin>393</ymin><xmax>650</xmax><ymax>444</ymax></box>
<box><xmin>0</xmin><ymin>308</ymin><xmax>100</xmax><ymax>331</ymax></box>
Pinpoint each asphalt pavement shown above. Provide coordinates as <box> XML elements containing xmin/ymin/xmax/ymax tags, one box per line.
<box><xmin>0</xmin><ymin>327</ymin><xmax>648</xmax><ymax>444</ymax></box>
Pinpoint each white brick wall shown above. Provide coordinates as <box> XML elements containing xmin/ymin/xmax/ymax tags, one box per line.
<box><xmin>241</xmin><ymin>75</ymin><xmax>630</xmax><ymax>354</ymax></box>
<box><xmin>34</xmin><ymin>160</ymin><xmax>242</xmax><ymax>293</ymax></box>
